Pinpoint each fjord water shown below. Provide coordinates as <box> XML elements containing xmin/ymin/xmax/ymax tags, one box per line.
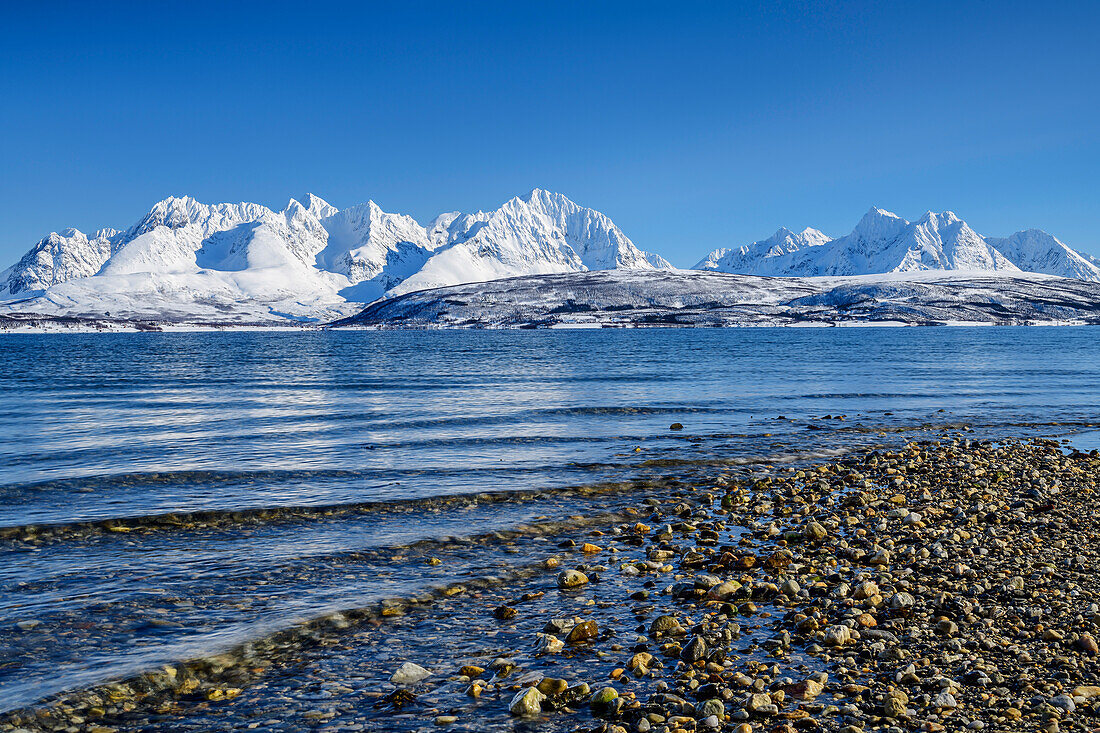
<box><xmin>2</xmin><ymin>327</ymin><xmax>1100</xmax><ymax>711</ymax></box>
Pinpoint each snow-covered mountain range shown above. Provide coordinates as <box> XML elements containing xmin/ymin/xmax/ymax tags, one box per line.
<box><xmin>694</xmin><ymin>227</ymin><xmax>833</xmax><ymax>276</ymax></box>
<box><xmin>3</xmin><ymin>194</ymin><xmax>1099</xmax><ymax>327</ymax></box>
<box><xmin>0</xmin><ymin>189</ymin><xmax>671</xmax><ymax>323</ymax></box>
<box><xmin>694</xmin><ymin>207</ymin><xmax>1100</xmax><ymax>281</ymax></box>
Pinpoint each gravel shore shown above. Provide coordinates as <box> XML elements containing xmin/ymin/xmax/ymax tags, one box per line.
<box><xmin>4</xmin><ymin>436</ymin><xmax>1099</xmax><ymax>733</ymax></box>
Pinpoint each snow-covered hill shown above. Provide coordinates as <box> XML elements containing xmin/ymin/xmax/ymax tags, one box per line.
<box><xmin>336</xmin><ymin>269</ymin><xmax>1100</xmax><ymax>329</ymax></box>
<box><xmin>0</xmin><ymin>189</ymin><xmax>671</xmax><ymax>324</ymax></box>
<box><xmin>694</xmin><ymin>207</ymin><xmax>1100</xmax><ymax>281</ymax></box>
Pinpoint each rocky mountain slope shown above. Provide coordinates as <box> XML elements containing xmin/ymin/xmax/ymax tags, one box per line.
<box><xmin>336</xmin><ymin>269</ymin><xmax>1100</xmax><ymax>328</ymax></box>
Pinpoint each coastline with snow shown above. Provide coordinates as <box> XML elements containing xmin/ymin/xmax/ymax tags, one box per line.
<box><xmin>332</xmin><ymin>270</ymin><xmax>1100</xmax><ymax>330</ymax></box>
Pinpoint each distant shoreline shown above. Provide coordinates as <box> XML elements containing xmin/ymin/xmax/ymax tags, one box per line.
<box><xmin>2</xmin><ymin>320</ymin><xmax>1098</xmax><ymax>334</ymax></box>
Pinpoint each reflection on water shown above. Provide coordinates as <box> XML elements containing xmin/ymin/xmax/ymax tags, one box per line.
<box><xmin>1</xmin><ymin>327</ymin><xmax>1100</xmax><ymax>710</ymax></box>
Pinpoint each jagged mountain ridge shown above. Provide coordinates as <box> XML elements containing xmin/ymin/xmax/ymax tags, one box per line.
<box><xmin>694</xmin><ymin>226</ymin><xmax>832</xmax><ymax>276</ymax></box>
<box><xmin>0</xmin><ymin>190</ymin><xmax>673</xmax><ymax>321</ymax></box>
<box><xmin>3</xmin><ymin>227</ymin><xmax>124</xmax><ymax>294</ymax></box>
<box><xmin>694</xmin><ymin>207</ymin><xmax>1100</xmax><ymax>281</ymax></box>
<box><xmin>3</xmin><ymin>194</ymin><xmax>1099</xmax><ymax>326</ymax></box>
<box><xmin>986</xmin><ymin>230</ymin><xmax>1100</xmax><ymax>282</ymax></box>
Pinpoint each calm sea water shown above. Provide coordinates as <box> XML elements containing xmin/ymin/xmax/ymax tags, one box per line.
<box><xmin>2</xmin><ymin>328</ymin><xmax>1100</xmax><ymax>711</ymax></box>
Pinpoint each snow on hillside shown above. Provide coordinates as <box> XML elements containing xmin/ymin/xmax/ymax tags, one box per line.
<box><xmin>389</xmin><ymin>189</ymin><xmax>671</xmax><ymax>296</ymax></box>
<box><xmin>0</xmin><ymin>189</ymin><xmax>671</xmax><ymax>324</ymax></box>
<box><xmin>695</xmin><ymin>207</ymin><xmax>1097</xmax><ymax>280</ymax></box>
<box><xmin>314</xmin><ymin>200</ymin><xmax>438</xmax><ymax>303</ymax></box>
<box><xmin>2</xmin><ymin>228</ymin><xmax>123</xmax><ymax>294</ymax></box>
<box><xmin>986</xmin><ymin>230</ymin><xmax>1100</xmax><ymax>282</ymax></box>
<box><xmin>336</xmin><ymin>269</ymin><xmax>1100</xmax><ymax>329</ymax></box>
<box><xmin>4</xmin><ymin>194</ymin><xmax>1099</xmax><ymax>327</ymax></box>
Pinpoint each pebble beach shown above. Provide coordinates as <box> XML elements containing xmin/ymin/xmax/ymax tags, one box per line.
<box><xmin>5</xmin><ymin>435</ymin><xmax>1100</xmax><ymax>733</ymax></box>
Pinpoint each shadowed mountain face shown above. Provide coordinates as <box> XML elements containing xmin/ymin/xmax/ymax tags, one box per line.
<box><xmin>694</xmin><ymin>208</ymin><xmax>1100</xmax><ymax>281</ymax></box>
<box><xmin>335</xmin><ymin>269</ymin><xmax>1100</xmax><ymax>328</ymax></box>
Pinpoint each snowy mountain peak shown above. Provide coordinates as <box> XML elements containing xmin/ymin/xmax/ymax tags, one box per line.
<box><xmin>987</xmin><ymin>229</ymin><xmax>1100</xmax><ymax>281</ymax></box>
<box><xmin>852</xmin><ymin>206</ymin><xmax>907</xmax><ymax>241</ymax></box>
<box><xmin>510</xmin><ymin>189</ymin><xmax>621</xmax><ymax>231</ymax></box>
<box><xmin>284</xmin><ymin>193</ymin><xmax>338</xmax><ymax>221</ymax></box>
<box><xmin>799</xmin><ymin>227</ymin><xmax>831</xmax><ymax>244</ymax></box>
<box><xmin>140</xmin><ymin>196</ymin><xmax>198</xmax><ymax>230</ymax></box>
<box><xmin>518</xmin><ymin>187</ymin><xmax>561</xmax><ymax>204</ymax></box>
<box><xmin>913</xmin><ymin>210</ymin><xmax>964</xmax><ymax>231</ymax></box>
<box><xmin>302</xmin><ymin>193</ymin><xmax>339</xmax><ymax>219</ymax></box>
<box><xmin>146</xmin><ymin>195</ymin><xmax>214</xmax><ymax>221</ymax></box>
<box><xmin>505</xmin><ymin>188</ymin><xmax>575</xmax><ymax>218</ymax></box>
<box><xmin>315</xmin><ymin>200</ymin><xmax>435</xmax><ymax>292</ymax></box>
<box><xmin>2</xmin><ymin>226</ymin><xmax>123</xmax><ymax>295</ymax></box>
<box><xmin>282</xmin><ymin>198</ymin><xmax>309</xmax><ymax>218</ymax></box>
<box><xmin>692</xmin><ymin>224</ymin><xmax>833</xmax><ymax>275</ymax></box>
<box><xmin>385</xmin><ymin>188</ymin><xmax>671</xmax><ymax>296</ymax></box>
<box><xmin>695</xmin><ymin>206</ymin><xmax>1097</xmax><ymax>281</ymax></box>
<box><xmin>764</xmin><ymin>227</ymin><xmax>831</xmax><ymax>250</ymax></box>
<box><xmin>130</xmin><ymin>196</ymin><xmax>273</xmax><ymax>238</ymax></box>
<box><xmin>426</xmin><ymin>211</ymin><xmax>463</xmax><ymax>234</ymax></box>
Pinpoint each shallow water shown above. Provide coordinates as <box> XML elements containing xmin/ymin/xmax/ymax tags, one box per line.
<box><xmin>2</xmin><ymin>327</ymin><xmax>1100</xmax><ymax>711</ymax></box>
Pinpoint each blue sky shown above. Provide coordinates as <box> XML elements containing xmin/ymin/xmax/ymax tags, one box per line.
<box><xmin>2</xmin><ymin>1</ymin><xmax>1097</xmax><ymax>266</ymax></box>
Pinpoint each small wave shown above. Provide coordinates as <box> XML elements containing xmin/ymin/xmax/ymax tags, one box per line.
<box><xmin>0</xmin><ymin>507</ymin><xmax>635</xmax><ymax>714</ymax></box>
<box><xmin>0</xmin><ymin>476</ymin><xmax>651</xmax><ymax>542</ymax></box>
<box><xmin>636</xmin><ymin>446</ymin><xmax>853</xmax><ymax>468</ymax></box>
